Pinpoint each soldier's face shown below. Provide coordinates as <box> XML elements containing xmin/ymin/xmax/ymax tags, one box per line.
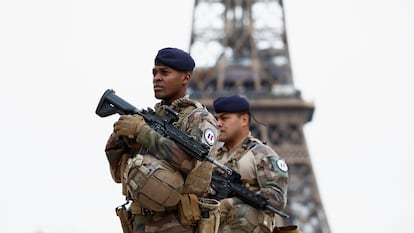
<box><xmin>152</xmin><ymin>65</ymin><xmax>190</xmax><ymax>104</ymax></box>
<box><xmin>215</xmin><ymin>112</ymin><xmax>249</xmax><ymax>146</ymax></box>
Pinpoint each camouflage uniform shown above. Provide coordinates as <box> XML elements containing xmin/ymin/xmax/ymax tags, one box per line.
<box><xmin>212</xmin><ymin>134</ymin><xmax>288</xmax><ymax>233</ymax></box>
<box><xmin>105</xmin><ymin>96</ymin><xmax>218</xmax><ymax>233</ymax></box>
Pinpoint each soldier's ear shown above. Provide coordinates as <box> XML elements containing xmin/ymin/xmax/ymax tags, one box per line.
<box><xmin>182</xmin><ymin>71</ymin><xmax>191</xmax><ymax>85</ymax></box>
<box><xmin>240</xmin><ymin>113</ymin><xmax>249</xmax><ymax>127</ymax></box>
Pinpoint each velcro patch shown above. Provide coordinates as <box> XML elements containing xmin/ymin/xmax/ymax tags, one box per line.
<box><xmin>277</xmin><ymin>159</ymin><xmax>288</xmax><ymax>172</ymax></box>
<box><xmin>203</xmin><ymin>128</ymin><xmax>215</xmax><ymax>146</ymax></box>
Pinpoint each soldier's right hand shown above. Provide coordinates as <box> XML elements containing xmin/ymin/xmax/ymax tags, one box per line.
<box><xmin>113</xmin><ymin>115</ymin><xmax>147</xmax><ymax>139</ymax></box>
<box><xmin>122</xmin><ymin>136</ymin><xmax>142</xmax><ymax>152</ymax></box>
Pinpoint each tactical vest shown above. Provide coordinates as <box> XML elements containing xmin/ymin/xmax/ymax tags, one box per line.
<box><xmin>217</xmin><ymin>136</ymin><xmax>261</xmax><ymax>186</ymax></box>
<box><xmin>125</xmin><ymin>97</ymin><xmax>212</xmax><ymax>212</ymax></box>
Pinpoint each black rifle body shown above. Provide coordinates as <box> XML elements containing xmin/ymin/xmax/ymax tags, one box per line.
<box><xmin>96</xmin><ymin>89</ymin><xmax>288</xmax><ymax>219</ymax></box>
<box><xmin>211</xmin><ymin>170</ymin><xmax>289</xmax><ymax>219</ymax></box>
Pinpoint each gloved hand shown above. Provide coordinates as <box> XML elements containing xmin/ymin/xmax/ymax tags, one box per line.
<box><xmin>219</xmin><ymin>197</ymin><xmax>245</xmax><ymax>215</ymax></box>
<box><xmin>122</xmin><ymin>136</ymin><xmax>142</xmax><ymax>152</ymax></box>
<box><xmin>219</xmin><ymin>198</ymin><xmax>234</xmax><ymax>213</ymax></box>
<box><xmin>218</xmin><ymin>198</ymin><xmax>233</xmax><ymax>224</ymax></box>
<box><xmin>113</xmin><ymin>115</ymin><xmax>146</xmax><ymax>139</ymax></box>
<box><xmin>183</xmin><ymin>161</ymin><xmax>213</xmax><ymax>196</ymax></box>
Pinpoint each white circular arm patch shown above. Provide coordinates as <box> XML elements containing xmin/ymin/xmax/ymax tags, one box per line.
<box><xmin>203</xmin><ymin>128</ymin><xmax>216</xmax><ymax>146</ymax></box>
<box><xmin>277</xmin><ymin>159</ymin><xmax>288</xmax><ymax>172</ymax></box>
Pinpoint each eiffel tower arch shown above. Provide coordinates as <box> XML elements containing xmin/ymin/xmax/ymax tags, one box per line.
<box><xmin>187</xmin><ymin>1</ymin><xmax>331</xmax><ymax>232</ymax></box>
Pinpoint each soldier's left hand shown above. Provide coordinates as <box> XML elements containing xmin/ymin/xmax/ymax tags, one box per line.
<box><xmin>113</xmin><ymin>115</ymin><xmax>146</xmax><ymax>139</ymax></box>
<box><xmin>219</xmin><ymin>198</ymin><xmax>234</xmax><ymax>213</ymax></box>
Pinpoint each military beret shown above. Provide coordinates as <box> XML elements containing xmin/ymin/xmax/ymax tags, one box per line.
<box><xmin>213</xmin><ymin>95</ymin><xmax>250</xmax><ymax>113</ymax></box>
<box><xmin>154</xmin><ymin>47</ymin><xmax>195</xmax><ymax>71</ymax></box>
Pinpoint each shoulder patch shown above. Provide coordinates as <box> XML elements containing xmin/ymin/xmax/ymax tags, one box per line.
<box><xmin>203</xmin><ymin>128</ymin><xmax>216</xmax><ymax>146</ymax></box>
<box><xmin>276</xmin><ymin>159</ymin><xmax>288</xmax><ymax>172</ymax></box>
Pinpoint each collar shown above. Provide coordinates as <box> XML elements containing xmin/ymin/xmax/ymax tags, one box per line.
<box><xmin>220</xmin><ymin>133</ymin><xmax>253</xmax><ymax>153</ymax></box>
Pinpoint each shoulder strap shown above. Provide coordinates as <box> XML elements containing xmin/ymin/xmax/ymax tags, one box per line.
<box><xmin>170</xmin><ymin>98</ymin><xmax>205</xmax><ymax>130</ymax></box>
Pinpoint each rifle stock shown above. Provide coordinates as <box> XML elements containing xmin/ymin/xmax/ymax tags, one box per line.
<box><xmin>96</xmin><ymin>89</ymin><xmax>139</xmax><ymax>117</ymax></box>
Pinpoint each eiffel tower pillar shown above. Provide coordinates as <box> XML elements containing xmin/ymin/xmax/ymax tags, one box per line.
<box><xmin>187</xmin><ymin>1</ymin><xmax>330</xmax><ymax>232</ymax></box>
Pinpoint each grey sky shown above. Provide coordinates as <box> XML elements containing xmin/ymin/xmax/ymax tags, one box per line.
<box><xmin>1</xmin><ymin>0</ymin><xmax>413</xmax><ymax>233</ymax></box>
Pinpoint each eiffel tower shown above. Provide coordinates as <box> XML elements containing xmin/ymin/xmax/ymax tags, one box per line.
<box><xmin>187</xmin><ymin>0</ymin><xmax>330</xmax><ymax>232</ymax></box>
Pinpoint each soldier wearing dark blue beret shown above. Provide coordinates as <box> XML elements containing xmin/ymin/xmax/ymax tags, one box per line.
<box><xmin>150</xmin><ymin>47</ymin><xmax>197</xmax><ymax>105</ymax></box>
<box><xmin>213</xmin><ymin>95</ymin><xmax>250</xmax><ymax>113</ymax></box>
<box><xmin>105</xmin><ymin>47</ymin><xmax>219</xmax><ymax>233</ymax></box>
<box><xmin>211</xmin><ymin>94</ymin><xmax>289</xmax><ymax>233</ymax></box>
<box><xmin>154</xmin><ymin>47</ymin><xmax>195</xmax><ymax>72</ymax></box>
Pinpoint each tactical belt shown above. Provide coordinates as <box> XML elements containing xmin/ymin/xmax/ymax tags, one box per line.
<box><xmin>130</xmin><ymin>202</ymin><xmax>154</xmax><ymax>216</ymax></box>
<box><xmin>130</xmin><ymin>201</ymin><xmax>178</xmax><ymax>216</ymax></box>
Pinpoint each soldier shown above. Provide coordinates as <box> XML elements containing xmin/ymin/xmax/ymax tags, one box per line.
<box><xmin>211</xmin><ymin>95</ymin><xmax>289</xmax><ymax>233</ymax></box>
<box><xmin>104</xmin><ymin>47</ymin><xmax>219</xmax><ymax>233</ymax></box>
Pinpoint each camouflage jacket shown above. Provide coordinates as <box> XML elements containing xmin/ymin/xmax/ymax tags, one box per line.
<box><xmin>105</xmin><ymin>96</ymin><xmax>219</xmax><ymax>183</ymax></box>
<box><xmin>212</xmin><ymin>134</ymin><xmax>288</xmax><ymax>211</ymax></box>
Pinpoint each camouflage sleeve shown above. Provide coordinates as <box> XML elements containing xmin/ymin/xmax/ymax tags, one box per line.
<box><xmin>254</xmin><ymin>144</ymin><xmax>289</xmax><ymax>211</ymax></box>
<box><xmin>104</xmin><ymin>133</ymin><xmax>127</xmax><ymax>183</ymax></box>
<box><xmin>135</xmin><ymin>108</ymin><xmax>219</xmax><ymax>174</ymax></box>
<box><xmin>184</xmin><ymin>108</ymin><xmax>218</xmax><ymax>149</ymax></box>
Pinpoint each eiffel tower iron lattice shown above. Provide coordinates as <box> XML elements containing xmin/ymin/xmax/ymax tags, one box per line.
<box><xmin>187</xmin><ymin>1</ymin><xmax>331</xmax><ymax>233</ymax></box>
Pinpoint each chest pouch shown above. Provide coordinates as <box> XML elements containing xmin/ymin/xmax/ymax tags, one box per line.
<box><xmin>124</xmin><ymin>154</ymin><xmax>184</xmax><ymax>212</ymax></box>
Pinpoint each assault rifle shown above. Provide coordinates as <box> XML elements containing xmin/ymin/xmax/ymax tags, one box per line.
<box><xmin>95</xmin><ymin>89</ymin><xmax>289</xmax><ymax>219</ymax></box>
<box><xmin>210</xmin><ymin>170</ymin><xmax>289</xmax><ymax>219</ymax></box>
<box><xmin>96</xmin><ymin>89</ymin><xmax>231</xmax><ymax>173</ymax></box>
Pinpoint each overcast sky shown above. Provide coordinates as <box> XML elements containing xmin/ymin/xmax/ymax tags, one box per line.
<box><xmin>1</xmin><ymin>1</ymin><xmax>414</xmax><ymax>233</ymax></box>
